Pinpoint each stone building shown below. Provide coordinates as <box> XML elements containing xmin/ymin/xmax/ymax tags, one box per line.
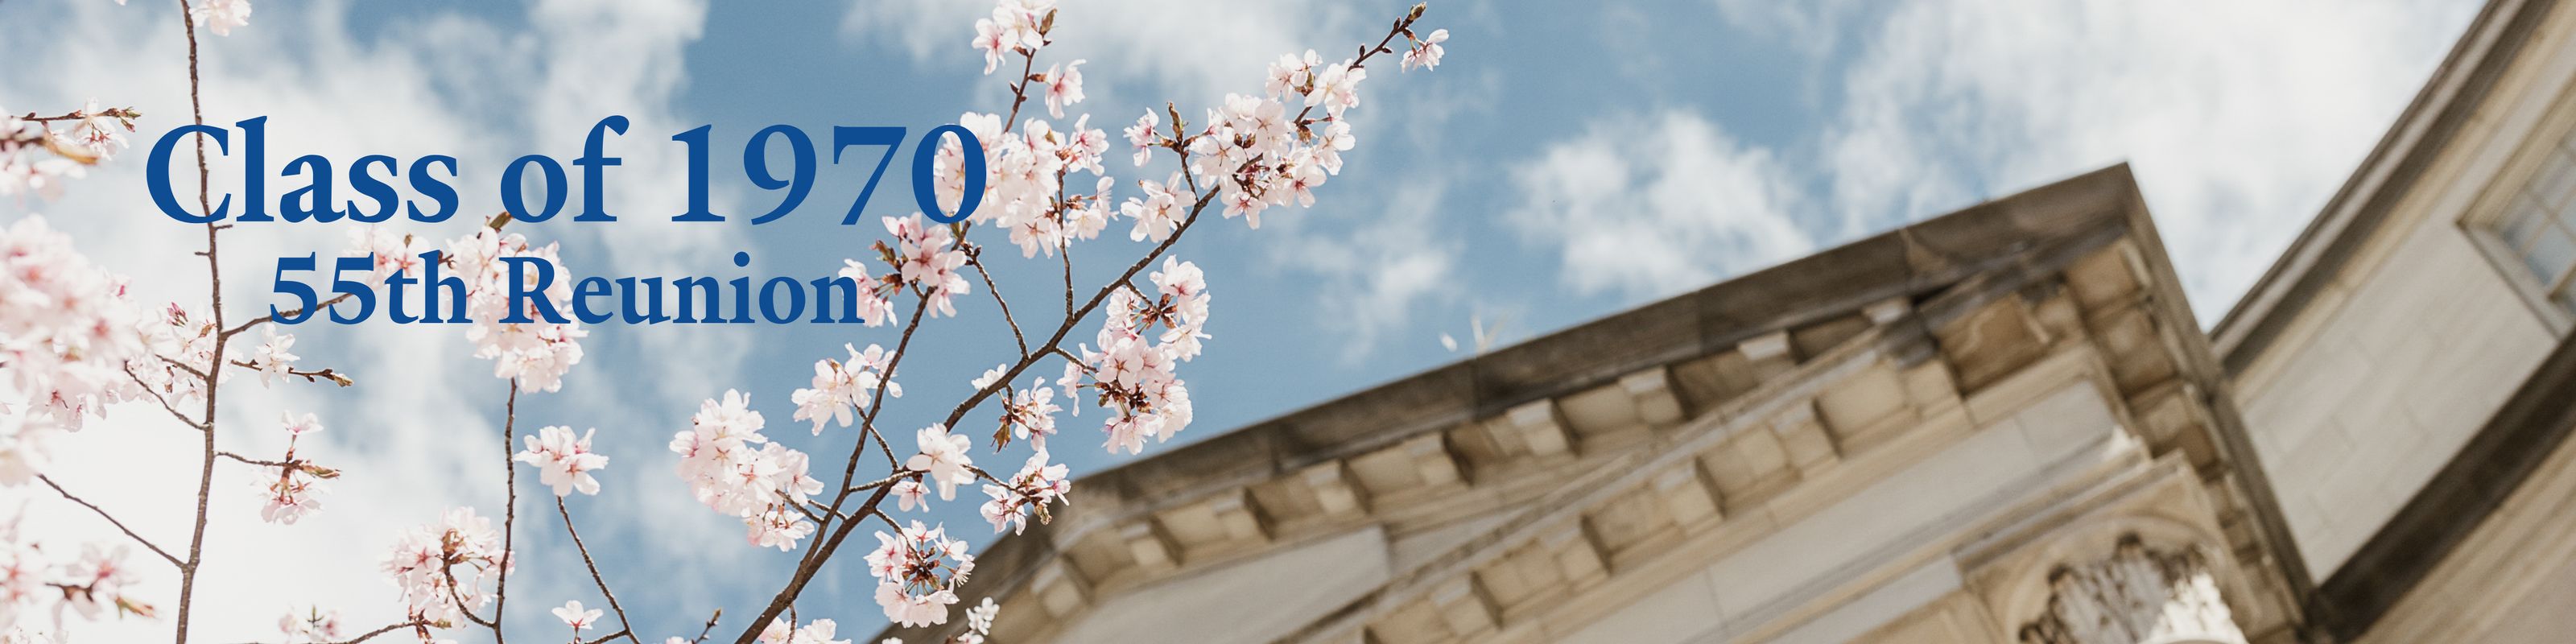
<box><xmin>877</xmin><ymin>0</ymin><xmax>2576</xmax><ymax>641</ymax></box>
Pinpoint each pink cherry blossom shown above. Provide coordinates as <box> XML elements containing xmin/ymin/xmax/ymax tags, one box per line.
<box><xmin>257</xmin><ymin>412</ymin><xmax>332</xmax><ymax>524</ymax></box>
<box><xmin>514</xmin><ymin>425</ymin><xmax>609</xmax><ymax>497</ymax></box>
<box><xmin>1042</xmin><ymin>60</ymin><xmax>1087</xmax><ymax>119</ymax></box>
<box><xmin>865</xmin><ymin>522</ymin><xmax>973</xmax><ymax>627</ymax></box>
<box><xmin>381</xmin><ymin>507</ymin><xmax>510</xmax><ymax>628</ymax></box>
<box><xmin>967</xmin><ymin>597</ymin><xmax>1000</xmax><ymax>637</ymax></box>
<box><xmin>907</xmin><ymin>424</ymin><xmax>974</xmax><ymax>501</ymax></box>
<box><xmin>893</xmin><ymin>479</ymin><xmax>930</xmax><ymax>512</ymax></box>
<box><xmin>978</xmin><ymin>451</ymin><xmax>1070</xmax><ymax>534</ymax></box>
<box><xmin>277</xmin><ymin>605</ymin><xmax>345</xmax><ymax>643</ymax></box>
<box><xmin>1307</xmin><ymin>62</ymin><xmax>1366</xmax><ymax>118</ymax></box>
<box><xmin>1124</xmin><ymin>111</ymin><xmax>1160</xmax><ymax>167</ymax></box>
<box><xmin>551</xmin><ymin>600</ymin><xmax>602</xmax><ymax>631</ymax></box>
<box><xmin>792</xmin><ymin>343</ymin><xmax>902</xmax><ymax>434</ymax></box>
<box><xmin>189</xmin><ymin>0</ymin><xmax>250</xmax><ymax>35</ymax></box>
<box><xmin>1402</xmin><ymin>28</ymin><xmax>1450</xmax><ymax>72</ymax></box>
<box><xmin>443</xmin><ymin>228</ymin><xmax>587</xmax><ymax>392</ymax></box>
<box><xmin>671</xmin><ymin>390</ymin><xmax>824</xmax><ymax>550</ymax></box>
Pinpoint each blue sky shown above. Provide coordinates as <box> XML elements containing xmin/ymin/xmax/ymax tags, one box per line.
<box><xmin>0</xmin><ymin>0</ymin><xmax>2479</xmax><ymax>640</ymax></box>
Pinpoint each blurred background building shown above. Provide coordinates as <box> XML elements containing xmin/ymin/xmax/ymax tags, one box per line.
<box><xmin>881</xmin><ymin>0</ymin><xmax>2576</xmax><ymax>642</ymax></box>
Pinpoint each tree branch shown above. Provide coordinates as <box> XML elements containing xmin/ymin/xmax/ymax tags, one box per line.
<box><xmin>490</xmin><ymin>382</ymin><xmax>520</xmax><ymax>644</ymax></box>
<box><xmin>36</xmin><ymin>475</ymin><xmax>183</xmax><ymax>569</ymax></box>
<box><xmin>220</xmin><ymin>292</ymin><xmax>355</xmax><ymax>340</ymax></box>
<box><xmin>122</xmin><ymin>364</ymin><xmax>205</xmax><ymax>430</ymax></box>
<box><xmin>225</xmin><ymin>359</ymin><xmax>355</xmax><ymax>386</ymax></box>
<box><xmin>556</xmin><ymin>498</ymin><xmax>643</xmax><ymax>644</ymax></box>
<box><xmin>966</xmin><ymin>250</ymin><xmax>1030</xmax><ymax>357</ymax></box>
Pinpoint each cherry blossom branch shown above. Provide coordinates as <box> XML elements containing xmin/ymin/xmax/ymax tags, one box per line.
<box><xmin>555</xmin><ymin>498</ymin><xmax>642</xmax><ymax>644</ymax></box>
<box><xmin>735</xmin><ymin>135</ymin><xmax>1212</xmax><ymax>644</ymax></box>
<box><xmin>220</xmin><ymin>619</ymin><xmax>436</xmax><ymax>644</ymax></box>
<box><xmin>215</xmin><ymin>452</ymin><xmax>290</xmax><ymax>468</ymax></box>
<box><xmin>1058</xmin><ymin>243</ymin><xmax>1075</xmax><ymax>312</ymax></box>
<box><xmin>440</xmin><ymin>565</ymin><xmax>502</xmax><ymax>630</ymax></box>
<box><xmin>843</xmin><ymin>471</ymin><xmax>911</xmax><ymax>496</ymax></box>
<box><xmin>173</xmin><ymin>0</ymin><xmax>227</xmax><ymax>638</ymax></box>
<box><xmin>36</xmin><ymin>474</ymin><xmax>184</xmax><ymax>569</ymax></box>
<box><xmin>219</xmin><ymin>292</ymin><xmax>355</xmax><ymax>340</ymax></box>
<box><xmin>122</xmin><ymin>365</ymin><xmax>206</xmax><ymax>430</ymax></box>
<box><xmin>964</xmin><ymin>250</ymin><xmax>1030</xmax><ymax>357</ymax></box>
<box><xmin>780</xmin><ymin>493</ymin><xmax>831</xmax><ymax>525</ymax></box>
<box><xmin>829</xmin><ymin>291</ymin><xmax>935</xmax><ymax>509</ymax></box>
<box><xmin>863</xmin><ymin>299</ymin><xmax>932</xmax><ymax>472</ymax></box>
<box><xmin>731</xmin><ymin>482</ymin><xmax>897</xmax><ymax>644</ymax></box>
<box><xmin>159</xmin><ymin>355</ymin><xmax>210</xmax><ymax>381</ymax></box>
<box><xmin>690</xmin><ymin>609</ymin><xmax>722</xmax><ymax>644</ymax></box>
<box><xmin>1001</xmin><ymin>50</ymin><xmax>1040</xmax><ymax>132</ymax></box>
<box><xmin>326</xmin><ymin>621</ymin><xmax>434</xmax><ymax>644</ymax></box>
<box><xmin>581</xmin><ymin>630</ymin><xmax>633</xmax><ymax>644</ymax></box>
<box><xmin>14</xmin><ymin>106</ymin><xmax>141</xmax><ymax>123</ymax></box>
<box><xmin>224</xmin><ymin>359</ymin><xmax>355</xmax><ymax>386</ymax></box>
<box><xmin>937</xmin><ymin>178</ymin><xmax>1213</xmax><ymax>435</ymax></box>
<box><xmin>490</xmin><ymin>381</ymin><xmax>521</xmax><ymax>644</ymax></box>
<box><xmin>1286</xmin><ymin>7</ymin><xmax>1417</xmax><ymax>128</ymax></box>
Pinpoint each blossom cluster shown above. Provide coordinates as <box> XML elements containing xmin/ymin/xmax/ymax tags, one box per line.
<box><xmin>380</xmin><ymin>507</ymin><xmax>511</xmax><ymax>627</ymax></box>
<box><xmin>671</xmin><ymin>390</ymin><xmax>826</xmax><ymax>550</ymax></box>
<box><xmin>0</xmin><ymin>517</ymin><xmax>151</xmax><ymax>638</ymax></box>
<box><xmin>864</xmin><ymin>521</ymin><xmax>975</xmax><ymax>628</ymax></box>
<box><xmin>0</xmin><ymin>217</ymin><xmax>142</xmax><ymax>462</ymax></box>
<box><xmin>755</xmin><ymin>616</ymin><xmax>853</xmax><ymax>644</ymax></box>
<box><xmin>877</xmin><ymin>213</ymin><xmax>976</xmax><ymax>317</ymax></box>
<box><xmin>514</xmin><ymin>425</ymin><xmax>608</xmax><ymax>497</ymax></box>
<box><xmin>188</xmin><ymin>0</ymin><xmax>253</xmax><ymax>37</ymax></box>
<box><xmin>257</xmin><ymin>411</ymin><xmax>339</xmax><ymax>524</ymax></box>
<box><xmin>438</xmin><ymin>226</ymin><xmax>589</xmax><ymax>393</ymax></box>
<box><xmin>126</xmin><ymin>303</ymin><xmax>222</xmax><ymax>411</ymax></box>
<box><xmin>791</xmin><ymin>343</ymin><xmax>901</xmax><ymax>435</ymax></box>
<box><xmin>276</xmin><ymin>605</ymin><xmax>345</xmax><ymax>643</ymax></box>
<box><xmin>976</xmin><ymin>451</ymin><xmax>1069</xmax><ymax>535</ymax></box>
<box><xmin>1059</xmin><ymin>257</ymin><xmax>1208</xmax><ymax>454</ymax></box>
<box><xmin>0</xmin><ymin>101</ymin><xmax>132</xmax><ymax>200</ymax></box>
<box><xmin>945</xmin><ymin>0</ymin><xmax>1120</xmax><ymax>261</ymax></box>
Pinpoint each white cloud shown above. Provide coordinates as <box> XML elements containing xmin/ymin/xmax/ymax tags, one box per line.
<box><xmin>840</xmin><ymin>0</ymin><xmax>1373</xmax><ymax>114</ymax></box>
<box><xmin>1802</xmin><ymin>0</ymin><xmax>2477</xmax><ymax>313</ymax></box>
<box><xmin>1504</xmin><ymin>109</ymin><xmax>1814</xmax><ymax>302</ymax></box>
<box><xmin>1265</xmin><ymin>180</ymin><xmax>1460</xmax><ymax>361</ymax></box>
<box><xmin>1709</xmin><ymin>0</ymin><xmax>1864</xmax><ymax>58</ymax></box>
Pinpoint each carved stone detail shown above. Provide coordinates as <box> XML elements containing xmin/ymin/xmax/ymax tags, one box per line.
<box><xmin>2018</xmin><ymin>535</ymin><xmax>2245</xmax><ymax>644</ymax></box>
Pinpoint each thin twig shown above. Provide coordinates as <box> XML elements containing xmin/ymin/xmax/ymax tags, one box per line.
<box><xmin>215</xmin><ymin>452</ymin><xmax>293</xmax><ymax>468</ymax></box>
<box><xmin>491</xmin><ymin>382</ymin><xmax>520</xmax><ymax>644</ymax></box>
<box><xmin>556</xmin><ymin>498</ymin><xmax>643</xmax><ymax>644</ymax></box>
<box><xmin>159</xmin><ymin>354</ymin><xmax>209</xmax><ymax>381</ymax></box>
<box><xmin>223</xmin><ymin>359</ymin><xmax>354</xmax><ymax>386</ymax></box>
<box><xmin>173</xmin><ymin>0</ymin><xmax>225</xmax><ymax>638</ymax></box>
<box><xmin>327</xmin><ymin>620</ymin><xmax>435</xmax><ymax>644</ymax></box>
<box><xmin>14</xmin><ymin>106</ymin><xmax>139</xmax><ymax>123</ymax></box>
<box><xmin>220</xmin><ymin>292</ymin><xmax>356</xmax><ymax>340</ymax></box>
<box><xmin>967</xmin><ymin>252</ymin><xmax>1030</xmax><ymax>357</ymax></box>
<box><xmin>220</xmin><ymin>618</ymin><xmax>437</xmax><ymax>644</ymax></box>
<box><xmin>440</xmin><ymin>565</ymin><xmax>502</xmax><ymax>630</ymax></box>
<box><xmin>691</xmin><ymin>609</ymin><xmax>723</xmax><ymax>644</ymax></box>
<box><xmin>36</xmin><ymin>475</ymin><xmax>183</xmax><ymax>568</ymax></box>
<box><xmin>122</xmin><ymin>364</ymin><xmax>204</xmax><ymax>430</ymax></box>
